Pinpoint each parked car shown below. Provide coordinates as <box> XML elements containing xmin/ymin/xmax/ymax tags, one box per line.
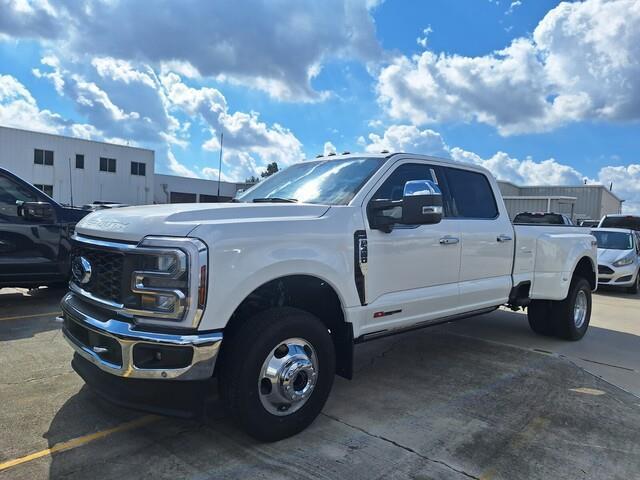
<box><xmin>591</xmin><ymin>227</ymin><xmax>640</xmax><ymax>293</ymax></box>
<box><xmin>60</xmin><ymin>153</ymin><xmax>597</xmax><ymax>441</ymax></box>
<box><xmin>598</xmin><ymin>214</ymin><xmax>640</xmax><ymax>232</ymax></box>
<box><xmin>0</xmin><ymin>167</ymin><xmax>89</xmax><ymax>288</ymax></box>
<box><xmin>513</xmin><ymin>212</ymin><xmax>573</xmax><ymax>225</ymax></box>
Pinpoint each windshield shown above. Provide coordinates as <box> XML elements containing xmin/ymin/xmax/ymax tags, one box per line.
<box><xmin>236</xmin><ymin>158</ymin><xmax>386</xmax><ymax>205</ymax></box>
<box><xmin>513</xmin><ymin>213</ymin><xmax>566</xmax><ymax>224</ymax></box>
<box><xmin>600</xmin><ymin>216</ymin><xmax>640</xmax><ymax>231</ymax></box>
<box><xmin>593</xmin><ymin>231</ymin><xmax>634</xmax><ymax>250</ymax></box>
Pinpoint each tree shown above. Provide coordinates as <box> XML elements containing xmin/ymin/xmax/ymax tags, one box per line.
<box><xmin>245</xmin><ymin>162</ymin><xmax>278</xmax><ymax>184</ymax></box>
<box><xmin>261</xmin><ymin>162</ymin><xmax>279</xmax><ymax>178</ymax></box>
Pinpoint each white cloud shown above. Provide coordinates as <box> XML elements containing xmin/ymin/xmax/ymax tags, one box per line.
<box><xmin>449</xmin><ymin>147</ymin><xmax>584</xmax><ymax>185</ymax></box>
<box><xmin>323</xmin><ymin>141</ymin><xmax>337</xmax><ymax>156</ymax></box>
<box><xmin>365</xmin><ymin>124</ymin><xmax>449</xmax><ymax>156</ymax></box>
<box><xmin>376</xmin><ymin>0</ymin><xmax>640</xmax><ymax>135</ymax></box>
<box><xmin>167</xmin><ymin>150</ymin><xmax>198</xmax><ymax>178</ymax></box>
<box><xmin>0</xmin><ymin>74</ymin><xmax>65</xmax><ymax>133</ymax></box>
<box><xmin>31</xmin><ymin>56</ymin><xmax>304</xmax><ymax>181</ymax></box>
<box><xmin>506</xmin><ymin>1</ymin><xmax>522</xmax><ymax>15</ymax></box>
<box><xmin>416</xmin><ymin>26</ymin><xmax>433</xmax><ymax>49</ymax></box>
<box><xmin>201</xmin><ymin>167</ymin><xmax>235</xmax><ymax>183</ymax></box>
<box><xmin>1</xmin><ymin>0</ymin><xmax>381</xmax><ymax>101</ymax></box>
<box><xmin>597</xmin><ymin>165</ymin><xmax>640</xmax><ymax>214</ymax></box>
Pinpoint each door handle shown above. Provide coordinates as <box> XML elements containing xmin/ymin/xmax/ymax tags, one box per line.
<box><xmin>439</xmin><ymin>236</ymin><xmax>459</xmax><ymax>245</ymax></box>
<box><xmin>497</xmin><ymin>234</ymin><xmax>513</xmax><ymax>243</ymax></box>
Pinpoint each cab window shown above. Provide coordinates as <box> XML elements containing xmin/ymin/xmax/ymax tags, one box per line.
<box><xmin>443</xmin><ymin>167</ymin><xmax>498</xmax><ymax>219</ymax></box>
<box><xmin>371</xmin><ymin>163</ymin><xmax>439</xmax><ymax>202</ymax></box>
<box><xmin>0</xmin><ymin>174</ymin><xmax>39</xmax><ymax>222</ymax></box>
<box><xmin>369</xmin><ymin>163</ymin><xmax>449</xmax><ymax>224</ymax></box>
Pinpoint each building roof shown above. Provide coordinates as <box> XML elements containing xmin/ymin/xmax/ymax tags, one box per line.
<box><xmin>497</xmin><ymin>179</ymin><xmax>623</xmax><ymax>203</ymax></box>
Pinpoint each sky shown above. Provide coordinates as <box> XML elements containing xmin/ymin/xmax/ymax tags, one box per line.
<box><xmin>0</xmin><ymin>0</ymin><xmax>639</xmax><ymax>211</ymax></box>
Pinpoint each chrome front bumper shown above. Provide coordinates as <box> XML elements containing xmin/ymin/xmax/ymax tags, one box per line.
<box><xmin>61</xmin><ymin>293</ymin><xmax>222</xmax><ymax>381</ymax></box>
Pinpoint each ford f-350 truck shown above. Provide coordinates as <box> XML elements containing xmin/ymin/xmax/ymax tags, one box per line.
<box><xmin>60</xmin><ymin>153</ymin><xmax>597</xmax><ymax>441</ymax></box>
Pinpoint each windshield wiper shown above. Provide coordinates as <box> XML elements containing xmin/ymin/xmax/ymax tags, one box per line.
<box><xmin>252</xmin><ymin>197</ymin><xmax>298</xmax><ymax>203</ymax></box>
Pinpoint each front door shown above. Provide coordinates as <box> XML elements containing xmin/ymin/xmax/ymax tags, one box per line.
<box><xmin>361</xmin><ymin>160</ymin><xmax>462</xmax><ymax>335</ymax></box>
<box><xmin>0</xmin><ymin>172</ymin><xmax>62</xmax><ymax>285</ymax></box>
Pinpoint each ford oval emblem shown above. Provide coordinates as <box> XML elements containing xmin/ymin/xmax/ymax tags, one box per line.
<box><xmin>72</xmin><ymin>256</ymin><xmax>92</xmax><ymax>285</ymax></box>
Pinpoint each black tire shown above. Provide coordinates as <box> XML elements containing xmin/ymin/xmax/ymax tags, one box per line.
<box><xmin>626</xmin><ymin>272</ymin><xmax>639</xmax><ymax>294</ymax></box>
<box><xmin>218</xmin><ymin>307</ymin><xmax>335</xmax><ymax>442</ymax></box>
<box><xmin>552</xmin><ymin>276</ymin><xmax>592</xmax><ymax>341</ymax></box>
<box><xmin>527</xmin><ymin>300</ymin><xmax>555</xmax><ymax>336</ymax></box>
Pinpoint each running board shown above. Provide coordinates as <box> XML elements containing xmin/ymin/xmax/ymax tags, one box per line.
<box><xmin>355</xmin><ymin>306</ymin><xmax>498</xmax><ymax>343</ymax></box>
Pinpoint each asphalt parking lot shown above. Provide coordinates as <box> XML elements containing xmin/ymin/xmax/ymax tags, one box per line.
<box><xmin>1</xmin><ymin>287</ymin><xmax>639</xmax><ymax>479</ymax></box>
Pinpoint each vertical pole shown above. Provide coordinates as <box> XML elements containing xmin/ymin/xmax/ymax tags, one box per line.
<box><xmin>68</xmin><ymin>157</ymin><xmax>74</xmax><ymax>206</ymax></box>
<box><xmin>217</xmin><ymin>132</ymin><xmax>224</xmax><ymax>202</ymax></box>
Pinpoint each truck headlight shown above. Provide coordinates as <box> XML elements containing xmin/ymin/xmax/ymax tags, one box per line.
<box><xmin>613</xmin><ymin>253</ymin><xmax>634</xmax><ymax>267</ymax></box>
<box><xmin>125</xmin><ymin>237</ymin><xmax>208</xmax><ymax>327</ymax></box>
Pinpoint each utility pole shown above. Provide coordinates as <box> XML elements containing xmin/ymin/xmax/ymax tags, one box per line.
<box><xmin>68</xmin><ymin>157</ymin><xmax>74</xmax><ymax>206</ymax></box>
<box><xmin>217</xmin><ymin>132</ymin><xmax>224</xmax><ymax>202</ymax></box>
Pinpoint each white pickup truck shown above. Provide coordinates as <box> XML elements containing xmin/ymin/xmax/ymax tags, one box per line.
<box><xmin>60</xmin><ymin>152</ymin><xmax>597</xmax><ymax>441</ymax></box>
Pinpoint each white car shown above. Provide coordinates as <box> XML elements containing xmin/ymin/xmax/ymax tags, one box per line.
<box><xmin>592</xmin><ymin>228</ymin><xmax>640</xmax><ymax>293</ymax></box>
<box><xmin>60</xmin><ymin>152</ymin><xmax>597</xmax><ymax>441</ymax></box>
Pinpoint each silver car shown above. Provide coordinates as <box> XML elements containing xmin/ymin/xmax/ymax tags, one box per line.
<box><xmin>592</xmin><ymin>228</ymin><xmax>640</xmax><ymax>293</ymax></box>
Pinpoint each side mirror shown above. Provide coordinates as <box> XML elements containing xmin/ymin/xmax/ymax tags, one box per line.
<box><xmin>19</xmin><ymin>201</ymin><xmax>55</xmax><ymax>222</ymax></box>
<box><xmin>368</xmin><ymin>179</ymin><xmax>443</xmax><ymax>233</ymax></box>
<box><xmin>401</xmin><ymin>180</ymin><xmax>443</xmax><ymax>225</ymax></box>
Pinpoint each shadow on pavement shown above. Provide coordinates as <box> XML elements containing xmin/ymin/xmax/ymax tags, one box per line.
<box><xmin>0</xmin><ymin>287</ymin><xmax>66</xmax><ymax>341</ymax></box>
<box><xmin>43</xmin><ymin>325</ymin><xmax>640</xmax><ymax>480</ymax></box>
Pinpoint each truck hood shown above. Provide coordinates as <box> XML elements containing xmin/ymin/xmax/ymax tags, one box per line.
<box><xmin>75</xmin><ymin>203</ymin><xmax>331</xmax><ymax>242</ymax></box>
<box><xmin>597</xmin><ymin>248</ymin><xmax>633</xmax><ymax>265</ymax></box>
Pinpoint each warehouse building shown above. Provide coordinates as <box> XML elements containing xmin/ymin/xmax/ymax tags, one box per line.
<box><xmin>154</xmin><ymin>174</ymin><xmax>242</xmax><ymax>204</ymax></box>
<box><xmin>497</xmin><ymin>180</ymin><xmax>623</xmax><ymax>222</ymax></box>
<box><xmin>0</xmin><ymin>126</ymin><xmax>242</xmax><ymax>206</ymax></box>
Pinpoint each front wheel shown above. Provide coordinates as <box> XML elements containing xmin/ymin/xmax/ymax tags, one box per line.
<box><xmin>218</xmin><ymin>307</ymin><xmax>335</xmax><ymax>441</ymax></box>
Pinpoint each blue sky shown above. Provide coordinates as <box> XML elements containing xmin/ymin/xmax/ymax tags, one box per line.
<box><xmin>0</xmin><ymin>0</ymin><xmax>639</xmax><ymax>210</ymax></box>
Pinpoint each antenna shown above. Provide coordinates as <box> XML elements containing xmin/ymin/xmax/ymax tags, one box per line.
<box><xmin>68</xmin><ymin>157</ymin><xmax>74</xmax><ymax>206</ymax></box>
<box><xmin>217</xmin><ymin>132</ymin><xmax>224</xmax><ymax>201</ymax></box>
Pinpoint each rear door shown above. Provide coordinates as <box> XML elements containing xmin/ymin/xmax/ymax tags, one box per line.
<box><xmin>0</xmin><ymin>172</ymin><xmax>63</xmax><ymax>285</ymax></box>
<box><xmin>440</xmin><ymin>166</ymin><xmax>515</xmax><ymax>311</ymax></box>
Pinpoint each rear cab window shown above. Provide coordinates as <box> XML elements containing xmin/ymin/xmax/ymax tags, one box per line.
<box><xmin>514</xmin><ymin>213</ymin><xmax>565</xmax><ymax>225</ymax></box>
<box><xmin>442</xmin><ymin>167</ymin><xmax>498</xmax><ymax>219</ymax></box>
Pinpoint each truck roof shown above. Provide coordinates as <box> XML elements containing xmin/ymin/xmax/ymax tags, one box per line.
<box><xmin>311</xmin><ymin>152</ymin><xmax>494</xmax><ymax>177</ymax></box>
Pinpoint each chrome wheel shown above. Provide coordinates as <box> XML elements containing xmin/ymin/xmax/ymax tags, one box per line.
<box><xmin>258</xmin><ymin>338</ymin><xmax>318</xmax><ymax>416</ymax></box>
<box><xmin>574</xmin><ymin>290</ymin><xmax>587</xmax><ymax>328</ymax></box>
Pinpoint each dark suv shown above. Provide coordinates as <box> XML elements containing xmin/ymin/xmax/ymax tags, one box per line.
<box><xmin>0</xmin><ymin>167</ymin><xmax>89</xmax><ymax>288</ymax></box>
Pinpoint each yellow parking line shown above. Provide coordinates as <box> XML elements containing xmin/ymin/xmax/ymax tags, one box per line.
<box><xmin>0</xmin><ymin>311</ymin><xmax>61</xmax><ymax>322</ymax></box>
<box><xmin>0</xmin><ymin>415</ymin><xmax>157</xmax><ymax>472</ymax></box>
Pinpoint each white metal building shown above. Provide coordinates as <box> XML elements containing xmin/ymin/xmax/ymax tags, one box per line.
<box><xmin>497</xmin><ymin>180</ymin><xmax>623</xmax><ymax>221</ymax></box>
<box><xmin>0</xmin><ymin>125</ymin><xmax>248</xmax><ymax>206</ymax></box>
<box><xmin>154</xmin><ymin>174</ymin><xmax>242</xmax><ymax>204</ymax></box>
<box><xmin>0</xmin><ymin>126</ymin><xmax>154</xmax><ymax>206</ymax></box>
